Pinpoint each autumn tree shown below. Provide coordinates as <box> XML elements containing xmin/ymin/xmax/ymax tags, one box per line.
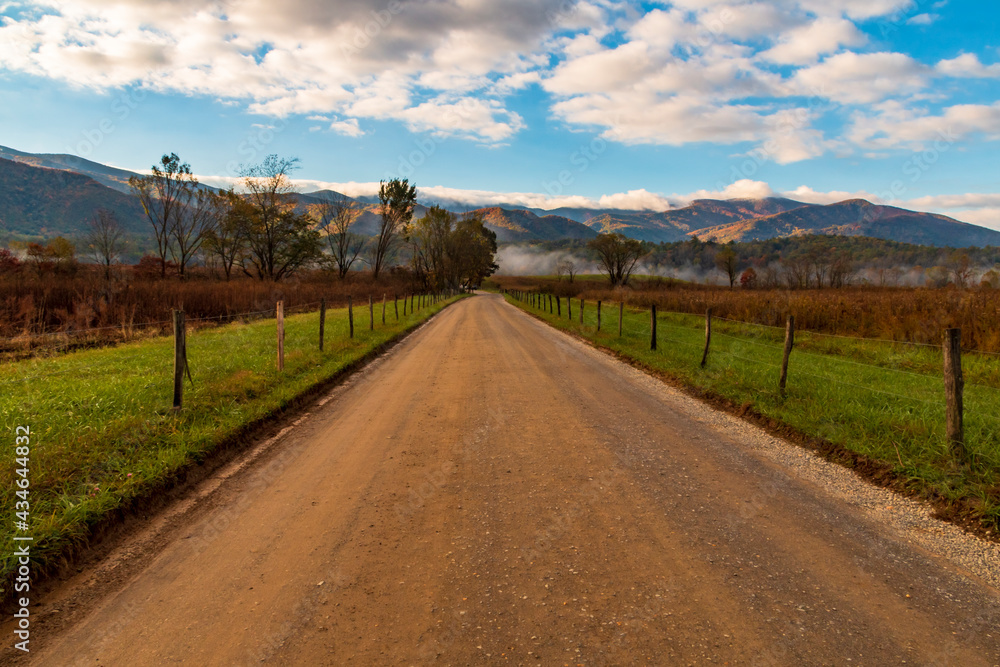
<box><xmin>715</xmin><ymin>246</ymin><xmax>739</xmax><ymax>288</ymax></box>
<box><xmin>86</xmin><ymin>208</ymin><xmax>127</xmax><ymax>281</ymax></box>
<box><xmin>371</xmin><ymin>178</ymin><xmax>417</xmax><ymax>280</ymax></box>
<box><xmin>405</xmin><ymin>207</ymin><xmax>497</xmax><ymax>290</ymax></box>
<box><xmin>407</xmin><ymin>205</ymin><xmax>453</xmax><ymax>288</ymax></box>
<box><xmin>589</xmin><ymin>233</ymin><xmax>644</xmax><ymax>287</ymax></box>
<box><xmin>237</xmin><ymin>155</ymin><xmax>322</xmax><ymax>281</ymax></box>
<box><xmin>449</xmin><ymin>214</ymin><xmax>498</xmax><ymax>289</ymax></box>
<box><xmin>314</xmin><ymin>193</ymin><xmax>365</xmax><ymax>279</ymax></box>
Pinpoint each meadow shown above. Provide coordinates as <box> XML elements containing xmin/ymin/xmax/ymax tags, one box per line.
<box><xmin>0</xmin><ymin>294</ymin><xmax>464</xmax><ymax>598</ymax></box>
<box><xmin>0</xmin><ymin>269</ymin><xmax>422</xmax><ymax>358</ymax></box>
<box><xmin>492</xmin><ymin>275</ymin><xmax>1000</xmax><ymax>354</ymax></box>
<box><xmin>503</xmin><ymin>286</ymin><xmax>1000</xmax><ymax>535</ymax></box>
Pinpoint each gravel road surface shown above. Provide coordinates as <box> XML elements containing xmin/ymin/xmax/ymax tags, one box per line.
<box><xmin>17</xmin><ymin>293</ymin><xmax>1000</xmax><ymax>666</ymax></box>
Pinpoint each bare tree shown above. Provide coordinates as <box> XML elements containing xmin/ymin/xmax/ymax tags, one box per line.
<box><xmin>828</xmin><ymin>252</ymin><xmax>855</xmax><ymax>288</ymax></box>
<box><xmin>782</xmin><ymin>255</ymin><xmax>812</xmax><ymax>289</ymax></box>
<box><xmin>370</xmin><ymin>178</ymin><xmax>417</xmax><ymax>280</ymax></box>
<box><xmin>314</xmin><ymin>194</ymin><xmax>365</xmax><ymax>279</ymax></box>
<box><xmin>555</xmin><ymin>259</ymin><xmax>576</xmax><ymax>282</ymax></box>
<box><xmin>86</xmin><ymin>208</ymin><xmax>126</xmax><ymax>281</ymax></box>
<box><xmin>589</xmin><ymin>233</ymin><xmax>644</xmax><ymax>287</ymax></box>
<box><xmin>129</xmin><ymin>153</ymin><xmax>196</xmax><ymax>277</ymax></box>
<box><xmin>950</xmin><ymin>251</ymin><xmax>973</xmax><ymax>288</ymax></box>
<box><xmin>204</xmin><ymin>189</ymin><xmax>246</xmax><ymax>281</ymax></box>
<box><xmin>171</xmin><ymin>187</ymin><xmax>222</xmax><ymax>278</ymax></box>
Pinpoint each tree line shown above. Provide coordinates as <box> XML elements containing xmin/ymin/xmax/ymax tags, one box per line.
<box><xmin>0</xmin><ymin>152</ymin><xmax>499</xmax><ymax>286</ymax></box>
<box><xmin>530</xmin><ymin>233</ymin><xmax>1000</xmax><ymax>289</ymax></box>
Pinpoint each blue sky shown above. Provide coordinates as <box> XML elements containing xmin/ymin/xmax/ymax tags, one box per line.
<box><xmin>1</xmin><ymin>0</ymin><xmax>999</xmax><ymax>227</ymax></box>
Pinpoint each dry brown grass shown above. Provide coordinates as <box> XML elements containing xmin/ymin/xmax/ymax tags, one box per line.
<box><xmin>0</xmin><ymin>266</ymin><xmax>421</xmax><ymax>358</ymax></box>
<box><xmin>490</xmin><ymin>276</ymin><xmax>1000</xmax><ymax>353</ymax></box>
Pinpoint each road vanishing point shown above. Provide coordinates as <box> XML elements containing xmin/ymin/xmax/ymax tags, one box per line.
<box><xmin>14</xmin><ymin>293</ymin><xmax>1000</xmax><ymax>666</ymax></box>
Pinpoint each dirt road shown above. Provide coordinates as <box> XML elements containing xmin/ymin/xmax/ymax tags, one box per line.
<box><xmin>20</xmin><ymin>293</ymin><xmax>1000</xmax><ymax>665</ymax></box>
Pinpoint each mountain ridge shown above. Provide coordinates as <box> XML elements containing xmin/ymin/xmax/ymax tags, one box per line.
<box><xmin>1</xmin><ymin>146</ymin><xmax>998</xmax><ymax>247</ymax></box>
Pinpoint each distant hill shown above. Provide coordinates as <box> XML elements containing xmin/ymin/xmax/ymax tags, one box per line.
<box><xmin>692</xmin><ymin>199</ymin><xmax>1000</xmax><ymax>247</ymax></box>
<box><xmin>0</xmin><ymin>158</ymin><xmax>148</xmax><ymax>237</ymax></box>
<box><xmin>471</xmin><ymin>207</ymin><xmax>598</xmax><ymax>243</ymax></box>
<box><xmin>577</xmin><ymin>198</ymin><xmax>807</xmax><ymax>243</ymax></box>
<box><xmin>0</xmin><ymin>145</ymin><xmax>143</xmax><ymax>194</ymax></box>
<box><xmin>3</xmin><ymin>146</ymin><xmax>999</xmax><ymax>248</ymax></box>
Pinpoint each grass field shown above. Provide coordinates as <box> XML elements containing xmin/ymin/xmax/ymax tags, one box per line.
<box><xmin>490</xmin><ymin>276</ymin><xmax>1000</xmax><ymax>354</ymax></box>
<box><xmin>0</xmin><ymin>294</ymin><xmax>464</xmax><ymax>596</ymax></box>
<box><xmin>506</xmin><ymin>291</ymin><xmax>1000</xmax><ymax>533</ymax></box>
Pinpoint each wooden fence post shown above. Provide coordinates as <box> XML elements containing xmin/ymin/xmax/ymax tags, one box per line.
<box><xmin>556</xmin><ymin>296</ymin><xmax>561</xmax><ymax>317</ymax></box>
<box><xmin>382</xmin><ymin>294</ymin><xmax>387</xmax><ymax>325</ymax></box>
<box><xmin>597</xmin><ymin>301</ymin><xmax>602</xmax><ymax>332</ymax></box>
<box><xmin>394</xmin><ymin>294</ymin><xmax>399</xmax><ymax>321</ymax></box>
<box><xmin>700</xmin><ymin>307</ymin><xmax>712</xmax><ymax>368</ymax></box>
<box><xmin>568</xmin><ymin>296</ymin><xmax>573</xmax><ymax>321</ymax></box>
<box><xmin>650</xmin><ymin>304</ymin><xmax>657</xmax><ymax>351</ymax></box>
<box><xmin>779</xmin><ymin>315</ymin><xmax>795</xmax><ymax>395</ymax></box>
<box><xmin>944</xmin><ymin>328</ymin><xmax>966</xmax><ymax>463</ymax></box>
<box><xmin>549</xmin><ymin>294</ymin><xmax>553</xmax><ymax>314</ymax></box>
<box><xmin>172</xmin><ymin>309</ymin><xmax>185</xmax><ymax>410</ymax></box>
<box><xmin>348</xmin><ymin>296</ymin><xmax>354</xmax><ymax>339</ymax></box>
<box><xmin>618</xmin><ymin>301</ymin><xmax>624</xmax><ymax>337</ymax></box>
<box><xmin>369</xmin><ymin>295</ymin><xmax>374</xmax><ymax>330</ymax></box>
<box><xmin>319</xmin><ymin>298</ymin><xmax>326</xmax><ymax>351</ymax></box>
<box><xmin>277</xmin><ymin>300</ymin><xmax>285</xmax><ymax>371</ymax></box>
<box><xmin>579</xmin><ymin>298</ymin><xmax>584</xmax><ymax>324</ymax></box>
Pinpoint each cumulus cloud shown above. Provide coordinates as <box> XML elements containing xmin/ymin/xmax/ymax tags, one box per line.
<box><xmin>0</xmin><ymin>0</ymin><xmax>566</xmax><ymax>143</ymax></box>
<box><xmin>760</xmin><ymin>18</ymin><xmax>866</xmax><ymax>65</ymax></box>
<box><xmin>794</xmin><ymin>52</ymin><xmax>929</xmax><ymax>104</ymax></box>
<box><xmin>849</xmin><ymin>100</ymin><xmax>1000</xmax><ymax>149</ymax></box>
<box><xmin>329</xmin><ymin>118</ymin><xmax>365</xmax><ymax>138</ymax></box>
<box><xmin>936</xmin><ymin>53</ymin><xmax>1000</xmax><ymax>78</ymax></box>
<box><xmin>0</xmin><ymin>0</ymin><xmax>994</xmax><ymax>161</ymax></box>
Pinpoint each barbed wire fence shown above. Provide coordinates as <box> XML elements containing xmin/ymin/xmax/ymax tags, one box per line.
<box><xmin>504</xmin><ymin>288</ymin><xmax>999</xmax><ymax>472</ymax></box>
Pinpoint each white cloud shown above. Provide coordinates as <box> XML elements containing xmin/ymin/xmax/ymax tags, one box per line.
<box><xmin>936</xmin><ymin>53</ymin><xmax>1000</xmax><ymax>78</ymax></box>
<box><xmin>795</xmin><ymin>0</ymin><xmax>914</xmax><ymax>20</ymax></box>
<box><xmin>0</xmin><ymin>0</ymin><xmax>572</xmax><ymax>143</ymax></box>
<box><xmin>329</xmin><ymin>118</ymin><xmax>365</xmax><ymax>137</ymax></box>
<box><xmin>794</xmin><ymin>52</ymin><xmax>929</xmax><ymax>104</ymax></box>
<box><xmin>760</xmin><ymin>18</ymin><xmax>866</xmax><ymax>65</ymax></box>
<box><xmin>849</xmin><ymin>100</ymin><xmax>1000</xmax><ymax>149</ymax></box>
<box><xmin>781</xmin><ymin>185</ymin><xmax>878</xmax><ymax>205</ymax></box>
<box><xmin>679</xmin><ymin>179</ymin><xmax>776</xmax><ymax>203</ymax></box>
<box><xmin>943</xmin><ymin>208</ymin><xmax>1000</xmax><ymax>231</ymax></box>
<box><xmin>596</xmin><ymin>189</ymin><xmax>672</xmax><ymax>210</ymax></box>
<box><xmin>907</xmin><ymin>13</ymin><xmax>938</xmax><ymax>25</ymax></box>
<box><xmin>0</xmin><ymin>0</ymin><xmax>996</xmax><ymax>161</ymax></box>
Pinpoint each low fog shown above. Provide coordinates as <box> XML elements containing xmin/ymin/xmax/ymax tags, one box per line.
<box><xmin>496</xmin><ymin>245</ymin><xmax>996</xmax><ymax>288</ymax></box>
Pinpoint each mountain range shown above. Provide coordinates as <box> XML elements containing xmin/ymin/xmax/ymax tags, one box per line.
<box><xmin>2</xmin><ymin>145</ymin><xmax>999</xmax><ymax>248</ymax></box>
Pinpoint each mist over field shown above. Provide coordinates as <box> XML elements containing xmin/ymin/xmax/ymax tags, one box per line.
<box><xmin>495</xmin><ymin>246</ymin><xmax>598</xmax><ymax>277</ymax></box>
<box><xmin>495</xmin><ymin>243</ymin><xmax>998</xmax><ymax>289</ymax></box>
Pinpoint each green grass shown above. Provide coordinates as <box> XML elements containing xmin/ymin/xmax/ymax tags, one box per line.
<box><xmin>0</xmin><ymin>295</ymin><xmax>465</xmax><ymax>593</ymax></box>
<box><xmin>508</xmin><ymin>293</ymin><xmax>1000</xmax><ymax>530</ymax></box>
